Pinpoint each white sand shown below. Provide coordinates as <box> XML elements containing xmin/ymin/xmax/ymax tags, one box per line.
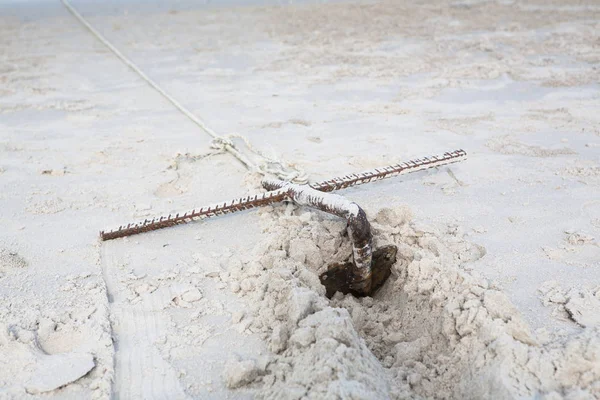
<box><xmin>0</xmin><ymin>0</ymin><xmax>599</xmax><ymax>398</ymax></box>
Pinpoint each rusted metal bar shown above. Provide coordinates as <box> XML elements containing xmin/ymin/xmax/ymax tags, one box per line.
<box><xmin>99</xmin><ymin>189</ymin><xmax>289</xmax><ymax>241</ymax></box>
<box><xmin>100</xmin><ymin>149</ymin><xmax>466</xmax><ymax>241</ymax></box>
<box><xmin>311</xmin><ymin>149</ymin><xmax>466</xmax><ymax>192</ymax></box>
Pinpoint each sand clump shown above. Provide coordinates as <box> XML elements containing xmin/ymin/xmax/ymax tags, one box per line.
<box><xmin>538</xmin><ymin>281</ymin><xmax>600</xmax><ymax>328</ymax></box>
<box><xmin>216</xmin><ymin>204</ymin><xmax>600</xmax><ymax>399</ymax></box>
<box><xmin>0</xmin><ymin>249</ymin><xmax>28</xmax><ymax>275</ymax></box>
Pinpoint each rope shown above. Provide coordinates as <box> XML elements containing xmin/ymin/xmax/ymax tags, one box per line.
<box><xmin>217</xmin><ymin>134</ymin><xmax>308</xmax><ymax>184</ymax></box>
<box><xmin>61</xmin><ymin>0</ymin><xmax>308</xmax><ymax>184</ymax></box>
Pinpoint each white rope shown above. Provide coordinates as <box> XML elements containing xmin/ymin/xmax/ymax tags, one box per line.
<box><xmin>61</xmin><ymin>0</ymin><xmax>308</xmax><ymax>184</ymax></box>
<box><xmin>220</xmin><ymin>134</ymin><xmax>309</xmax><ymax>184</ymax></box>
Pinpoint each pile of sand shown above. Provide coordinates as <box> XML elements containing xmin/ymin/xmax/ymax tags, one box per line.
<box><xmin>217</xmin><ymin>204</ymin><xmax>600</xmax><ymax>399</ymax></box>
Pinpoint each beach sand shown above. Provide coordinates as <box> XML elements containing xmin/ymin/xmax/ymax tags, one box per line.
<box><xmin>0</xmin><ymin>0</ymin><xmax>599</xmax><ymax>398</ymax></box>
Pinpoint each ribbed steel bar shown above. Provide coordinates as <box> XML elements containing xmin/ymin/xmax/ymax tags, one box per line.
<box><xmin>100</xmin><ymin>189</ymin><xmax>289</xmax><ymax>241</ymax></box>
<box><xmin>311</xmin><ymin>149</ymin><xmax>466</xmax><ymax>192</ymax></box>
<box><xmin>100</xmin><ymin>149</ymin><xmax>466</xmax><ymax>241</ymax></box>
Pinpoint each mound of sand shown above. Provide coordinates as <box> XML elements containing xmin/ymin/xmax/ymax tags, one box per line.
<box><xmin>218</xmin><ymin>204</ymin><xmax>600</xmax><ymax>399</ymax></box>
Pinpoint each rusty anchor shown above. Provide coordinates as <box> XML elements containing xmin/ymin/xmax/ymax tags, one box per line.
<box><xmin>100</xmin><ymin>150</ymin><xmax>466</xmax><ymax>297</ymax></box>
<box><xmin>262</xmin><ymin>178</ymin><xmax>397</xmax><ymax>297</ymax></box>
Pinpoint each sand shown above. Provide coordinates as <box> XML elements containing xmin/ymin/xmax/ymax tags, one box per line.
<box><xmin>0</xmin><ymin>0</ymin><xmax>599</xmax><ymax>398</ymax></box>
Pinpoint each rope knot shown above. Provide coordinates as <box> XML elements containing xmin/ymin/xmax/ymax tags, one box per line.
<box><xmin>210</xmin><ymin>137</ymin><xmax>236</xmax><ymax>150</ymax></box>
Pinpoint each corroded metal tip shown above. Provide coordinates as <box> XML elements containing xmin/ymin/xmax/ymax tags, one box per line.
<box><xmin>320</xmin><ymin>245</ymin><xmax>398</xmax><ymax>298</ymax></box>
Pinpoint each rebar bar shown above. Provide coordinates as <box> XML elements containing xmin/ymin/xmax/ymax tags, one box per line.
<box><xmin>311</xmin><ymin>149</ymin><xmax>466</xmax><ymax>192</ymax></box>
<box><xmin>100</xmin><ymin>189</ymin><xmax>289</xmax><ymax>241</ymax></box>
<box><xmin>100</xmin><ymin>149</ymin><xmax>466</xmax><ymax>241</ymax></box>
